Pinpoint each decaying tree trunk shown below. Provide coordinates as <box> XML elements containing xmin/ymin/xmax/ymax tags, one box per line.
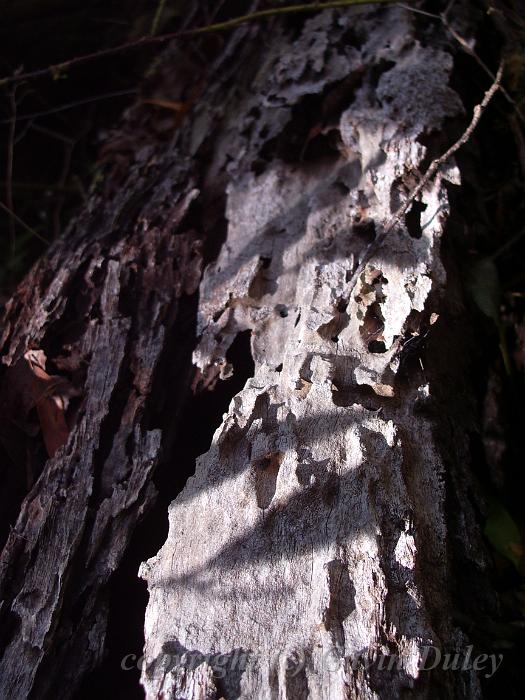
<box><xmin>0</xmin><ymin>2</ymin><xmax>503</xmax><ymax>698</ymax></box>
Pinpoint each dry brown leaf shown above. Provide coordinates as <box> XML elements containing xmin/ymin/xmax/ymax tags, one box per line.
<box><xmin>24</xmin><ymin>350</ymin><xmax>71</xmax><ymax>458</ymax></box>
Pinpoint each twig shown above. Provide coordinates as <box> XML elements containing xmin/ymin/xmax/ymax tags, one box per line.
<box><xmin>395</xmin><ymin>3</ymin><xmax>437</xmax><ymax>19</ymax></box>
<box><xmin>0</xmin><ymin>88</ymin><xmax>137</xmax><ymax>126</ymax></box>
<box><xmin>388</xmin><ymin>60</ymin><xmax>504</xmax><ymax>231</ymax></box>
<box><xmin>345</xmin><ymin>61</ymin><xmax>504</xmax><ymax>295</ymax></box>
<box><xmin>151</xmin><ymin>0</ymin><xmax>168</xmax><ymax>36</ymax></box>
<box><xmin>0</xmin><ymin>201</ymin><xmax>49</xmax><ymax>244</ymax></box>
<box><xmin>440</xmin><ymin>12</ymin><xmax>524</xmax><ymax>123</ymax></box>
<box><xmin>180</xmin><ymin>0</ymin><xmax>396</xmax><ymax>34</ymax></box>
<box><xmin>489</xmin><ymin>227</ymin><xmax>525</xmax><ymax>261</ymax></box>
<box><xmin>13</xmin><ymin>119</ymin><xmax>34</xmax><ymax>146</ymax></box>
<box><xmin>399</xmin><ymin>0</ymin><xmax>524</xmax><ymax>123</ymax></box>
<box><xmin>442</xmin><ymin>0</ymin><xmax>457</xmax><ymax>17</ymax></box>
<box><xmin>29</xmin><ymin>124</ymin><xmax>75</xmax><ymax>144</ymax></box>
<box><xmin>0</xmin><ymin>0</ymin><xmax>400</xmax><ymax>89</ymax></box>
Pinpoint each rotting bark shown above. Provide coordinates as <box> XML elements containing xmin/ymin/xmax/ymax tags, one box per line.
<box><xmin>0</xmin><ymin>204</ymin><xmax>203</xmax><ymax>698</ymax></box>
<box><xmin>141</xmin><ymin>4</ymin><xmax>499</xmax><ymax>699</ymax></box>
<box><xmin>0</xmin><ymin>1</ymin><xmax>507</xmax><ymax>699</ymax></box>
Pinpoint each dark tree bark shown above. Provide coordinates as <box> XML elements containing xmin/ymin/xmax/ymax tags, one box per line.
<box><xmin>0</xmin><ymin>2</ymin><xmax>508</xmax><ymax>698</ymax></box>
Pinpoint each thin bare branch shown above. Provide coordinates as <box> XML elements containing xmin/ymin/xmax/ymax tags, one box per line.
<box><xmin>0</xmin><ymin>201</ymin><xmax>49</xmax><ymax>244</ymax></box>
<box><xmin>0</xmin><ymin>88</ymin><xmax>137</xmax><ymax>126</ymax></box>
<box><xmin>346</xmin><ymin>61</ymin><xmax>504</xmax><ymax>295</ymax></box>
<box><xmin>150</xmin><ymin>0</ymin><xmax>168</xmax><ymax>36</ymax></box>
<box><xmin>399</xmin><ymin>0</ymin><xmax>523</xmax><ymax>123</ymax></box>
<box><xmin>440</xmin><ymin>13</ymin><xmax>524</xmax><ymax>122</ymax></box>
<box><xmin>0</xmin><ymin>0</ymin><xmax>401</xmax><ymax>89</ymax></box>
<box><xmin>388</xmin><ymin>60</ymin><xmax>504</xmax><ymax>231</ymax></box>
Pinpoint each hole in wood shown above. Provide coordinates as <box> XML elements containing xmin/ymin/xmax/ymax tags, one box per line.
<box><xmin>253</xmin><ymin>451</ymin><xmax>283</xmax><ymax>509</ymax></box>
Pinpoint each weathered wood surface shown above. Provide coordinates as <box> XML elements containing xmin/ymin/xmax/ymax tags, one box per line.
<box><xmin>0</xmin><ymin>3</ymin><xmax>265</xmax><ymax>695</ymax></box>
<box><xmin>0</xmin><ymin>1</ymin><xmax>498</xmax><ymax>698</ymax></box>
<box><xmin>140</xmin><ymin>4</ymin><xmax>491</xmax><ymax>699</ymax></box>
<box><xmin>0</xmin><ymin>202</ymin><xmax>202</xmax><ymax>697</ymax></box>
<box><xmin>0</xmin><ymin>45</ymin><xmax>208</xmax><ymax>700</ymax></box>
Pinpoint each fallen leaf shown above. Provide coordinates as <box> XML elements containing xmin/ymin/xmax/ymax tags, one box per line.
<box><xmin>24</xmin><ymin>350</ymin><xmax>72</xmax><ymax>458</ymax></box>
